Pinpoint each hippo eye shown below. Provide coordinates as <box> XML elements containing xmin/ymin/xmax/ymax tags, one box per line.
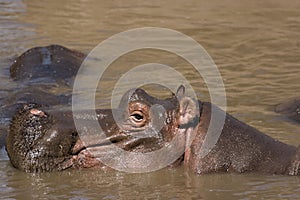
<box><xmin>130</xmin><ymin>111</ymin><xmax>145</xmax><ymax>125</ymax></box>
<box><xmin>131</xmin><ymin>113</ymin><xmax>143</xmax><ymax>121</ymax></box>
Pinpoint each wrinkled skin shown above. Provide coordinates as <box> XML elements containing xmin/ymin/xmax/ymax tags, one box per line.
<box><xmin>4</xmin><ymin>45</ymin><xmax>300</xmax><ymax>175</ymax></box>
<box><xmin>275</xmin><ymin>96</ymin><xmax>300</xmax><ymax>123</ymax></box>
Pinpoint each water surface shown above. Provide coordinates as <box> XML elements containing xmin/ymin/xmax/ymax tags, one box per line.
<box><xmin>1</xmin><ymin>0</ymin><xmax>300</xmax><ymax>199</ymax></box>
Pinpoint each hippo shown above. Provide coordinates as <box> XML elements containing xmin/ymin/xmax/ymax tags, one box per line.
<box><xmin>0</xmin><ymin>45</ymin><xmax>84</xmax><ymax>151</ymax></box>
<box><xmin>10</xmin><ymin>44</ymin><xmax>84</xmax><ymax>82</ymax></box>
<box><xmin>275</xmin><ymin>96</ymin><xmax>300</xmax><ymax>123</ymax></box>
<box><xmin>6</xmin><ymin>85</ymin><xmax>300</xmax><ymax>175</ymax></box>
<box><xmin>3</xmin><ymin>45</ymin><xmax>300</xmax><ymax>175</ymax></box>
<box><xmin>6</xmin><ymin>87</ymin><xmax>182</xmax><ymax>172</ymax></box>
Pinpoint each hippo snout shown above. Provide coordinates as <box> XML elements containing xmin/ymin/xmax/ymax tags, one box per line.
<box><xmin>6</xmin><ymin>104</ymin><xmax>95</xmax><ymax>172</ymax></box>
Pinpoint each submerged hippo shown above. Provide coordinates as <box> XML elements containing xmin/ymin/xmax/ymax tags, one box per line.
<box><xmin>0</xmin><ymin>45</ymin><xmax>84</xmax><ymax>150</ymax></box>
<box><xmin>6</xmin><ymin>85</ymin><xmax>300</xmax><ymax>175</ymax></box>
<box><xmin>8</xmin><ymin>44</ymin><xmax>84</xmax><ymax>107</ymax></box>
<box><xmin>275</xmin><ymin>96</ymin><xmax>300</xmax><ymax>123</ymax></box>
<box><xmin>10</xmin><ymin>44</ymin><xmax>84</xmax><ymax>82</ymax></box>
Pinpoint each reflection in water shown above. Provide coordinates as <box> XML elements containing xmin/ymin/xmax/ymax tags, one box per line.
<box><xmin>1</xmin><ymin>163</ymin><xmax>300</xmax><ymax>199</ymax></box>
<box><xmin>0</xmin><ymin>0</ymin><xmax>300</xmax><ymax>199</ymax></box>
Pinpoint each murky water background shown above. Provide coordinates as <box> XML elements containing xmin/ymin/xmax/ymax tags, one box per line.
<box><xmin>1</xmin><ymin>0</ymin><xmax>300</xmax><ymax>199</ymax></box>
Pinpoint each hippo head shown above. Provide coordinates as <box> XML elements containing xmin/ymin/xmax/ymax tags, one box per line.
<box><xmin>6</xmin><ymin>86</ymin><xmax>200</xmax><ymax>172</ymax></box>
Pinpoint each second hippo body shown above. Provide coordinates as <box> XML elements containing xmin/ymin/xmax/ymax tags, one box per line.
<box><xmin>10</xmin><ymin>44</ymin><xmax>84</xmax><ymax>82</ymax></box>
<box><xmin>0</xmin><ymin>45</ymin><xmax>84</xmax><ymax>151</ymax></box>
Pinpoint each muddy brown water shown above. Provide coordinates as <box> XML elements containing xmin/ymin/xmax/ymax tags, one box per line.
<box><xmin>1</xmin><ymin>0</ymin><xmax>300</xmax><ymax>199</ymax></box>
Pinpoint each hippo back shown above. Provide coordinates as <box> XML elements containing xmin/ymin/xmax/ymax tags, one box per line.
<box><xmin>10</xmin><ymin>44</ymin><xmax>84</xmax><ymax>82</ymax></box>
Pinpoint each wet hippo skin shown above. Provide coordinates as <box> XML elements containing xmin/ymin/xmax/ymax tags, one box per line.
<box><xmin>10</xmin><ymin>44</ymin><xmax>84</xmax><ymax>82</ymax></box>
<box><xmin>185</xmin><ymin>102</ymin><xmax>300</xmax><ymax>175</ymax></box>
<box><xmin>0</xmin><ymin>45</ymin><xmax>84</xmax><ymax>151</ymax></box>
<box><xmin>7</xmin><ymin>88</ymin><xmax>182</xmax><ymax>172</ymax></box>
<box><xmin>6</xmin><ymin>85</ymin><xmax>300</xmax><ymax>175</ymax></box>
<box><xmin>3</xmin><ymin>45</ymin><xmax>300</xmax><ymax>175</ymax></box>
<box><xmin>275</xmin><ymin>96</ymin><xmax>300</xmax><ymax>123</ymax></box>
<box><xmin>7</xmin><ymin>44</ymin><xmax>84</xmax><ymax>108</ymax></box>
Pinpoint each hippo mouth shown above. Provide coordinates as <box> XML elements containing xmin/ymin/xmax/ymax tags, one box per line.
<box><xmin>78</xmin><ymin>128</ymin><xmax>164</xmax><ymax>154</ymax></box>
<box><xmin>68</xmin><ymin>130</ymin><xmax>163</xmax><ymax>170</ymax></box>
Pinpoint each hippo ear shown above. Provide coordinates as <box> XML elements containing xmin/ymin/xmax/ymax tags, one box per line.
<box><xmin>176</xmin><ymin>85</ymin><xmax>185</xmax><ymax>99</ymax></box>
<box><xmin>179</xmin><ymin>96</ymin><xmax>198</xmax><ymax>125</ymax></box>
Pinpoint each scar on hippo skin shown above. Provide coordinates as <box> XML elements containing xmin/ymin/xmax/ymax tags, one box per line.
<box><xmin>275</xmin><ymin>96</ymin><xmax>300</xmax><ymax>123</ymax></box>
